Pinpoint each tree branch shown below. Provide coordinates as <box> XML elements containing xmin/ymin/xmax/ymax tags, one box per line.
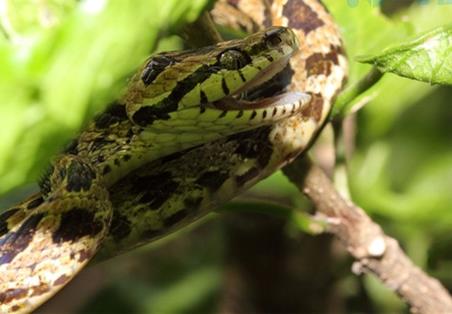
<box><xmin>283</xmin><ymin>157</ymin><xmax>452</xmax><ymax>314</ymax></box>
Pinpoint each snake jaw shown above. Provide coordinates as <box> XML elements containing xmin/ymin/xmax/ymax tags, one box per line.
<box><xmin>230</xmin><ymin>53</ymin><xmax>293</xmax><ymax>97</ymax></box>
<box><xmin>213</xmin><ymin>91</ymin><xmax>311</xmax><ymax>111</ymax></box>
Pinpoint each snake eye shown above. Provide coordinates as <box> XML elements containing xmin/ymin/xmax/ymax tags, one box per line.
<box><xmin>218</xmin><ymin>49</ymin><xmax>250</xmax><ymax>70</ymax></box>
<box><xmin>141</xmin><ymin>55</ymin><xmax>174</xmax><ymax>85</ymax></box>
<box><xmin>264</xmin><ymin>29</ymin><xmax>283</xmax><ymax>48</ymax></box>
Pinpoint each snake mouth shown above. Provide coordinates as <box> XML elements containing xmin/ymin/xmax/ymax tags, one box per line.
<box><xmin>231</xmin><ymin>54</ymin><xmax>292</xmax><ymax>97</ymax></box>
<box><xmin>214</xmin><ymin>91</ymin><xmax>311</xmax><ymax>111</ymax></box>
<box><xmin>209</xmin><ymin>54</ymin><xmax>302</xmax><ymax>112</ymax></box>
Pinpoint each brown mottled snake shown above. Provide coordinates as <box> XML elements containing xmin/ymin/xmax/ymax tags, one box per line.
<box><xmin>0</xmin><ymin>0</ymin><xmax>347</xmax><ymax>312</ymax></box>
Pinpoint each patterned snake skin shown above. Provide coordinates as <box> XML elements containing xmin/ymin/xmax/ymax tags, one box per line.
<box><xmin>0</xmin><ymin>0</ymin><xmax>347</xmax><ymax>312</ymax></box>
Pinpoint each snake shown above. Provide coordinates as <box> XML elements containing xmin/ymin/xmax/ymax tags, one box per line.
<box><xmin>0</xmin><ymin>0</ymin><xmax>348</xmax><ymax>313</ymax></box>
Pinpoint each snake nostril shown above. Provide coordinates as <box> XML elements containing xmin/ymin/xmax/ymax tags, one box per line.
<box><xmin>141</xmin><ymin>55</ymin><xmax>175</xmax><ymax>86</ymax></box>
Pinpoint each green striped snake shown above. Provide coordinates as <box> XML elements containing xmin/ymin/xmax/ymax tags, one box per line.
<box><xmin>0</xmin><ymin>0</ymin><xmax>348</xmax><ymax>312</ymax></box>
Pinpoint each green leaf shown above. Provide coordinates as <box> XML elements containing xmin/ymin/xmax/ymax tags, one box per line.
<box><xmin>325</xmin><ymin>1</ymin><xmax>452</xmax><ymax>118</ymax></box>
<box><xmin>324</xmin><ymin>0</ymin><xmax>409</xmax><ymax>85</ymax></box>
<box><xmin>358</xmin><ymin>26</ymin><xmax>452</xmax><ymax>85</ymax></box>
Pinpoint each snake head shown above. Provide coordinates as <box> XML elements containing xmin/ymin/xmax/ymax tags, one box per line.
<box><xmin>123</xmin><ymin>26</ymin><xmax>301</xmax><ymax>127</ymax></box>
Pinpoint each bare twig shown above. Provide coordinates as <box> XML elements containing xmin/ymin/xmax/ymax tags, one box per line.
<box><xmin>283</xmin><ymin>157</ymin><xmax>452</xmax><ymax>314</ymax></box>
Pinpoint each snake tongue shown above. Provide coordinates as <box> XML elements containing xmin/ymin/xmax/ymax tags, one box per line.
<box><xmin>232</xmin><ymin>54</ymin><xmax>292</xmax><ymax>96</ymax></box>
<box><xmin>212</xmin><ymin>91</ymin><xmax>311</xmax><ymax>111</ymax></box>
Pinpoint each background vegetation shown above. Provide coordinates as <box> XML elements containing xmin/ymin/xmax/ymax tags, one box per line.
<box><xmin>1</xmin><ymin>0</ymin><xmax>451</xmax><ymax>313</ymax></box>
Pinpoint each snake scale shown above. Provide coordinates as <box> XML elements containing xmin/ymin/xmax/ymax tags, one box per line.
<box><xmin>0</xmin><ymin>0</ymin><xmax>347</xmax><ymax>312</ymax></box>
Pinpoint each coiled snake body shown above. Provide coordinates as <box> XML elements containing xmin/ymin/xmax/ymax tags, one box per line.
<box><xmin>0</xmin><ymin>0</ymin><xmax>347</xmax><ymax>312</ymax></box>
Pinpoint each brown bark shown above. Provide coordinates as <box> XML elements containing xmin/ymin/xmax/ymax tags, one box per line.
<box><xmin>283</xmin><ymin>157</ymin><xmax>452</xmax><ymax>314</ymax></box>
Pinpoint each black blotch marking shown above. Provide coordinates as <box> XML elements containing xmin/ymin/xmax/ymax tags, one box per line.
<box><xmin>249</xmin><ymin>111</ymin><xmax>257</xmax><ymax>120</ymax></box>
<box><xmin>132</xmin><ymin>104</ymin><xmax>171</xmax><ymax>126</ymax></box>
<box><xmin>221</xmin><ymin>77</ymin><xmax>230</xmax><ymax>95</ymax></box>
<box><xmin>91</xmin><ymin>137</ymin><xmax>115</xmax><ymax>151</ymax></box>
<box><xmin>200</xmin><ymin>90</ymin><xmax>208</xmax><ymax>113</ymax></box>
<box><xmin>142</xmin><ymin>228</ymin><xmax>164</xmax><ymax>241</ymax></box>
<box><xmin>102</xmin><ymin>165</ymin><xmax>111</xmax><ymax>175</ymax></box>
<box><xmin>0</xmin><ymin>213</ymin><xmax>44</xmax><ymax>265</ymax></box>
<box><xmin>236</xmin><ymin>167</ymin><xmax>260</xmax><ymax>187</ymax></box>
<box><xmin>141</xmin><ymin>55</ymin><xmax>175</xmax><ymax>85</ymax></box>
<box><xmin>109</xmin><ymin>212</ymin><xmax>131</xmax><ymax>241</ymax></box>
<box><xmin>131</xmin><ymin>172</ymin><xmax>179</xmax><ymax>209</ymax></box>
<box><xmin>218</xmin><ymin>110</ymin><xmax>228</xmax><ymax>119</ymax></box>
<box><xmin>282</xmin><ymin>0</ymin><xmax>324</xmax><ymax>34</ymax></box>
<box><xmin>184</xmin><ymin>197</ymin><xmax>203</xmax><ymax>210</ymax></box>
<box><xmin>39</xmin><ymin>165</ymin><xmax>54</xmax><ymax>196</ymax></box>
<box><xmin>159</xmin><ymin>150</ymin><xmax>187</xmax><ymax>164</ymax></box>
<box><xmin>317</xmin><ymin>0</ymin><xmax>331</xmax><ymax>13</ymax></box>
<box><xmin>52</xmin><ymin>208</ymin><xmax>103</xmax><ymax>243</ymax></box>
<box><xmin>114</xmin><ymin>159</ymin><xmax>120</xmax><ymax>166</ymax></box>
<box><xmin>200</xmin><ymin>102</ymin><xmax>207</xmax><ymax>114</ymax></box>
<box><xmin>94</xmin><ymin>101</ymin><xmax>128</xmax><ymax>129</ymax></box>
<box><xmin>26</xmin><ymin>197</ymin><xmax>44</xmax><ymax>210</ymax></box>
<box><xmin>66</xmin><ymin>160</ymin><xmax>96</xmax><ymax>193</ymax></box>
<box><xmin>265</xmin><ymin>54</ymin><xmax>274</xmax><ymax>62</ymax></box>
<box><xmin>229</xmin><ymin>127</ymin><xmax>273</xmax><ymax>167</ymax></box>
<box><xmin>164</xmin><ymin>209</ymin><xmax>188</xmax><ymax>228</ymax></box>
<box><xmin>262</xmin><ymin>110</ymin><xmax>267</xmax><ymax>119</ymax></box>
<box><xmin>59</xmin><ymin>167</ymin><xmax>67</xmax><ymax>181</ymax></box>
<box><xmin>236</xmin><ymin>110</ymin><xmax>244</xmax><ymax>119</ymax></box>
<box><xmin>272</xmin><ymin>107</ymin><xmax>277</xmax><ymax>117</ymax></box>
<box><xmin>123</xmin><ymin>154</ymin><xmax>131</xmax><ymax>161</ymax></box>
<box><xmin>238</xmin><ymin>69</ymin><xmax>246</xmax><ymax>82</ymax></box>
<box><xmin>64</xmin><ymin>139</ymin><xmax>79</xmax><ymax>155</ymax></box>
<box><xmin>126</xmin><ymin>129</ymin><xmax>134</xmax><ymax>139</ymax></box>
<box><xmin>0</xmin><ymin>208</ymin><xmax>20</xmax><ymax>237</ymax></box>
<box><xmin>195</xmin><ymin>171</ymin><xmax>229</xmax><ymax>192</ymax></box>
<box><xmin>254</xmin><ymin>65</ymin><xmax>263</xmax><ymax>71</ymax></box>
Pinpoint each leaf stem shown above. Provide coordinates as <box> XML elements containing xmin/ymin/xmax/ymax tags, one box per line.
<box><xmin>332</xmin><ymin>67</ymin><xmax>384</xmax><ymax>119</ymax></box>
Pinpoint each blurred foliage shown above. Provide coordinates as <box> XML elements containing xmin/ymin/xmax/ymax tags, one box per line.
<box><xmin>3</xmin><ymin>0</ymin><xmax>452</xmax><ymax>314</ymax></box>
<box><xmin>0</xmin><ymin>0</ymin><xmax>212</xmax><ymax>194</ymax></box>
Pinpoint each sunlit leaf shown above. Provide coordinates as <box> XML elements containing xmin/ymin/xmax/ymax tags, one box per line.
<box><xmin>358</xmin><ymin>26</ymin><xmax>452</xmax><ymax>85</ymax></box>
